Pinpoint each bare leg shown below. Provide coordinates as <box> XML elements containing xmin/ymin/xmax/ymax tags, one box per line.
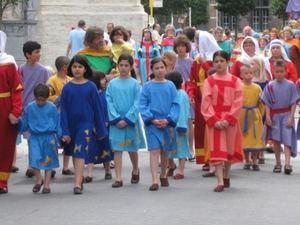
<box><xmin>63</xmin><ymin>155</ymin><xmax>72</xmax><ymax>171</ymax></box>
<box><xmin>168</xmin><ymin>158</ymin><xmax>176</xmax><ymax>169</ymax></box>
<box><xmin>86</xmin><ymin>163</ymin><xmax>93</xmax><ymax>177</ymax></box>
<box><xmin>252</xmin><ymin>151</ymin><xmax>258</xmax><ymax>165</ymax></box>
<box><xmin>114</xmin><ymin>151</ymin><xmax>123</xmax><ymax>181</ymax></box>
<box><xmin>74</xmin><ymin>157</ymin><xmax>85</xmax><ymax>188</ymax></box>
<box><xmin>223</xmin><ymin>161</ymin><xmax>231</xmax><ymax>179</ymax></box>
<box><xmin>244</xmin><ymin>151</ymin><xmax>250</xmax><ymax>165</ymax></box>
<box><xmin>177</xmin><ymin>158</ymin><xmax>186</xmax><ymax>175</ymax></box>
<box><xmin>150</xmin><ymin>149</ymin><xmax>160</xmax><ymax>184</ymax></box>
<box><xmin>215</xmin><ymin>164</ymin><xmax>224</xmax><ymax>185</ymax></box>
<box><xmin>104</xmin><ymin>162</ymin><xmax>111</xmax><ymax>174</ymax></box>
<box><xmin>188</xmin><ymin>120</ymin><xmax>195</xmax><ymax>156</ymax></box>
<box><xmin>32</xmin><ymin>168</ymin><xmax>42</xmax><ymax>184</ymax></box>
<box><xmin>284</xmin><ymin>145</ymin><xmax>291</xmax><ymax>165</ymax></box>
<box><xmin>12</xmin><ymin>147</ymin><xmax>17</xmax><ymax>166</ymax></box>
<box><xmin>273</xmin><ymin>141</ymin><xmax>281</xmax><ymax>165</ymax></box>
<box><xmin>128</xmin><ymin>152</ymin><xmax>139</xmax><ymax>174</ymax></box>
<box><xmin>209</xmin><ymin>161</ymin><xmax>215</xmax><ymax>173</ymax></box>
<box><xmin>44</xmin><ymin>170</ymin><xmax>52</xmax><ymax>189</ymax></box>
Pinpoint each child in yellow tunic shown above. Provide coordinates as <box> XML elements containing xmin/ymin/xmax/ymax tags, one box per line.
<box><xmin>239</xmin><ymin>64</ymin><xmax>265</xmax><ymax>171</ymax></box>
<box><xmin>109</xmin><ymin>26</ymin><xmax>134</xmax><ymax>76</ymax></box>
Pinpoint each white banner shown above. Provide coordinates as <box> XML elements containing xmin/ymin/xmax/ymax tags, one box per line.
<box><xmin>154</xmin><ymin>0</ymin><xmax>163</xmax><ymax>7</ymax></box>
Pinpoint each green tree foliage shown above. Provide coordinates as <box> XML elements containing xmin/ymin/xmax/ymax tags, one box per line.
<box><xmin>215</xmin><ymin>0</ymin><xmax>257</xmax><ymax>40</ymax></box>
<box><xmin>0</xmin><ymin>0</ymin><xmax>28</xmax><ymax>28</ymax></box>
<box><xmin>270</xmin><ymin>0</ymin><xmax>289</xmax><ymax>28</ymax></box>
<box><xmin>141</xmin><ymin>0</ymin><xmax>209</xmax><ymax>26</ymax></box>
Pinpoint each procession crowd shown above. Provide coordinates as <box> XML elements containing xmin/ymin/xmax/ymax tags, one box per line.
<box><xmin>1</xmin><ymin>19</ymin><xmax>300</xmax><ymax>195</ymax></box>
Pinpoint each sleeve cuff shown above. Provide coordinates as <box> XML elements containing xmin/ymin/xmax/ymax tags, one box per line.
<box><xmin>144</xmin><ymin>116</ymin><xmax>155</xmax><ymax>126</ymax></box>
<box><xmin>176</xmin><ymin>127</ymin><xmax>187</xmax><ymax>133</ymax></box>
<box><xmin>110</xmin><ymin>117</ymin><xmax>122</xmax><ymax>125</ymax></box>
<box><xmin>167</xmin><ymin>118</ymin><xmax>176</xmax><ymax>127</ymax></box>
<box><xmin>124</xmin><ymin>117</ymin><xmax>135</xmax><ymax>127</ymax></box>
<box><xmin>206</xmin><ymin>115</ymin><xmax>219</xmax><ymax>127</ymax></box>
<box><xmin>224</xmin><ymin>114</ymin><xmax>238</xmax><ymax>125</ymax></box>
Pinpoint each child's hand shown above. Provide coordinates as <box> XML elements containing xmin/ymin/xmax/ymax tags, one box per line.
<box><xmin>116</xmin><ymin>120</ymin><xmax>127</xmax><ymax>128</ymax></box>
<box><xmin>116</xmin><ymin>38</ymin><xmax>124</xmax><ymax>44</ymax></box>
<box><xmin>266</xmin><ymin>117</ymin><xmax>272</xmax><ymax>127</ymax></box>
<box><xmin>189</xmin><ymin>98</ymin><xmax>195</xmax><ymax>108</ymax></box>
<box><xmin>151</xmin><ymin>119</ymin><xmax>160</xmax><ymax>126</ymax></box>
<box><xmin>214</xmin><ymin>121</ymin><xmax>223</xmax><ymax>130</ymax></box>
<box><xmin>105</xmin><ymin>122</ymin><xmax>109</xmax><ymax>127</ymax></box>
<box><xmin>98</xmin><ymin>136</ymin><xmax>106</xmax><ymax>141</ymax></box>
<box><xmin>157</xmin><ymin>119</ymin><xmax>168</xmax><ymax>129</ymax></box>
<box><xmin>286</xmin><ymin>117</ymin><xmax>293</xmax><ymax>128</ymax></box>
<box><xmin>62</xmin><ymin>135</ymin><xmax>71</xmax><ymax>144</ymax></box>
<box><xmin>178</xmin><ymin>131</ymin><xmax>186</xmax><ymax>136</ymax></box>
<box><xmin>8</xmin><ymin>113</ymin><xmax>18</xmax><ymax>124</ymax></box>
<box><xmin>220</xmin><ymin>120</ymin><xmax>229</xmax><ymax>129</ymax></box>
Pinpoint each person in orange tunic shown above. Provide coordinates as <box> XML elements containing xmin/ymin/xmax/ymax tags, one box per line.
<box><xmin>201</xmin><ymin>50</ymin><xmax>243</xmax><ymax>192</ymax></box>
<box><xmin>187</xmin><ymin>30</ymin><xmax>219</xmax><ymax>170</ymax></box>
<box><xmin>0</xmin><ymin>31</ymin><xmax>24</xmax><ymax>194</ymax></box>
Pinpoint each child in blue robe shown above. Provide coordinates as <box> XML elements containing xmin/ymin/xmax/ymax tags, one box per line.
<box><xmin>139</xmin><ymin>58</ymin><xmax>180</xmax><ymax>191</ymax></box>
<box><xmin>60</xmin><ymin>55</ymin><xmax>107</xmax><ymax>194</ymax></box>
<box><xmin>106</xmin><ymin>54</ymin><xmax>146</xmax><ymax>188</ymax></box>
<box><xmin>11</xmin><ymin>83</ymin><xmax>61</xmax><ymax>194</ymax></box>
<box><xmin>166</xmin><ymin>71</ymin><xmax>190</xmax><ymax>180</ymax></box>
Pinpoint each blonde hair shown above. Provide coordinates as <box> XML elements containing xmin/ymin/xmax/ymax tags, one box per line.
<box><xmin>165</xmin><ymin>24</ymin><xmax>175</xmax><ymax>34</ymax></box>
<box><xmin>45</xmin><ymin>66</ymin><xmax>55</xmax><ymax>76</ymax></box>
<box><xmin>251</xmin><ymin>56</ymin><xmax>267</xmax><ymax>82</ymax></box>
<box><xmin>162</xmin><ymin>50</ymin><xmax>177</xmax><ymax>71</ymax></box>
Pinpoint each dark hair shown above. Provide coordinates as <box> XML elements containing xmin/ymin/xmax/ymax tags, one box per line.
<box><xmin>138</xmin><ymin>28</ymin><xmax>157</xmax><ymax>58</ymax></box>
<box><xmin>173</xmin><ymin>35</ymin><xmax>191</xmax><ymax>53</ymax></box>
<box><xmin>117</xmin><ymin>54</ymin><xmax>134</xmax><ymax>66</ymax></box>
<box><xmin>213</xmin><ymin>50</ymin><xmax>230</xmax><ymax>62</ymax></box>
<box><xmin>23</xmin><ymin>41</ymin><xmax>41</xmax><ymax>59</ymax></box>
<box><xmin>153</xmin><ymin>23</ymin><xmax>158</xmax><ymax>29</ymax></box>
<box><xmin>78</xmin><ymin>20</ymin><xmax>85</xmax><ymax>27</ymax></box>
<box><xmin>55</xmin><ymin>56</ymin><xmax>71</xmax><ymax>71</ymax></box>
<box><xmin>107</xmin><ymin>23</ymin><xmax>114</xmax><ymax>28</ymax></box>
<box><xmin>34</xmin><ymin>83</ymin><xmax>50</xmax><ymax>98</ymax></box>
<box><xmin>224</xmin><ymin>28</ymin><xmax>231</xmax><ymax>37</ymax></box>
<box><xmin>126</xmin><ymin>29</ymin><xmax>132</xmax><ymax>37</ymax></box>
<box><xmin>207</xmin><ymin>68</ymin><xmax>216</xmax><ymax>76</ymax></box>
<box><xmin>84</xmin><ymin>26</ymin><xmax>104</xmax><ymax>47</ymax></box>
<box><xmin>182</xmin><ymin>27</ymin><xmax>195</xmax><ymax>41</ymax></box>
<box><xmin>110</xmin><ymin>26</ymin><xmax>129</xmax><ymax>43</ymax></box>
<box><xmin>67</xmin><ymin>55</ymin><xmax>93</xmax><ymax>79</ymax></box>
<box><xmin>89</xmin><ymin>69</ymin><xmax>106</xmax><ymax>90</ymax></box>
<box><xmin>165</xmin><ymin>71</ymin><xmax>183</xmax><ymax>89</ymax></box>
<box><xmin>150</xmin><ymin>58</ymin><xmax>167</xmax><ymax>70</ymax></box>
<box><xmin>273</xmin><ymin>59</ymin><xmax>286</xmax><ymax>69</ymax></box>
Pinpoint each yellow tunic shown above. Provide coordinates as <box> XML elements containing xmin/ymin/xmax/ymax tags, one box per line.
<box><xmin>110</xmin><ymin>42</ymin><xmax>134</xmax><ymax>76</ymax></box>
<box><xmin>239</xmin><ymin>83</ymin><xmax>265</xmax><ymax>151</ymax></box>
<box><xmin>47</xmin><ymin>74</ymin><xmax>72</xmax><ymax>103</ymax></box>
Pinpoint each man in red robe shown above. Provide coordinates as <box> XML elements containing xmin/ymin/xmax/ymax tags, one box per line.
<box><xmin>0</xmin><ymin>31</ymin><xmax>24</xmax><ymax>194</ymax></box>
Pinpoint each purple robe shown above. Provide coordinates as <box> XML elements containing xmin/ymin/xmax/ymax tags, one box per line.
<box><xmin>295</xmin><ymin>79</ymin><xmax>300</xmax><ymax>139</ymax></box>
<box><xmin>286</xmin><ymin>0</ymin><xmax>300</xmax><ymax>19</ymax></box>
<box><xmin>261</xmin><ymin>79</ymin><xmax>299</xmax><ymax>157</ymax></box>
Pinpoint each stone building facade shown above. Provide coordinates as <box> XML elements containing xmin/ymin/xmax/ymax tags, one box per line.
<box><xmin>207</xmin><ymin>0</ymin><xmax>280</xmax><ymax>32</ymax></box>
<box><xmin>3</xmin><ymin>0</ymin><xmax>148</xmax><ymax>67</ymax></box>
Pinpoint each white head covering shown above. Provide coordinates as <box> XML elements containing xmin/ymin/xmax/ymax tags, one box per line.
<box><xmin>0</xmin><ymin>31</ymin><xmax>17</xmax><ymax>67</ymax></box>
<box><xmin>198</xmin><ymin>31</ymin><xmax>221</xmax><ymax>61</ymax></box>
<box><xmin>240</xmin><ymin>36</ymin><xmax>273</xmax><ymax>80</ymax></box>
<box><xmin>268</xmin><ymin>39</ymin><xmax>290</xmax><ymax>62</ymax></box>
<box><xmin>240</xmin><ymin>36</ymin><xmax>260</xmax><ymax>64</ymax></box>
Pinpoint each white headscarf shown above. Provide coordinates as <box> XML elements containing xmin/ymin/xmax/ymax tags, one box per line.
<box><xmin>240</xmin><ymin>36</ymin><xmax>260</xmax><ymax>64</ymax></box>
<box><xmin>0</xmin><ymin>30</ymin><xmax>17</xmax><ymax>67</ymax></box>
<box><xmin>268</xmin><ymin>39</ymin><xmax>291</xmax><ymax>62</ymax></box>
<box><xmin>198</xmin><ymin>31</ymin><xmax>221</xmax><ymax>61</ymax></box>
<box><xmin>240</xmin><ymin>36</ymin><xmax>273</xmax><ymax>80</ymax></box>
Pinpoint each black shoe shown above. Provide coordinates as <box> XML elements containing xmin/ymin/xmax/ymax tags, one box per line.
<box><xmin>25</xmin><ymin>169</ymin><xmax>35</xmax><ymax>178</ymax></box>
<box><xmin>51</xmin><ymin>170</ymin><xmax>56</xmax><ymax>178</ymax></box>
<box><xmin>11</xmin><ymin>166</ymin><xmax>19</xmax><ymax>173</ymax></box>
<box><xmin>0</xmin><ymin>187</ymin><xmax>8</xmax><ymax>194</ymax></box>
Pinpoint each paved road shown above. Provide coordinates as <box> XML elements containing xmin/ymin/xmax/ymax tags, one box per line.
<box><xmin>1</xmin><ymin>140</ymin><xmax>300</xmax><ymax>225</ymax></box>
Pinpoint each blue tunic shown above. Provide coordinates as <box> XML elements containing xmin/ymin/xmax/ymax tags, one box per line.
<box><xmin>139</xmin><ymin>80</ymin><xmax>180</xmax><ymax>151</ymax></box>
<box><xmin>60</xmin><ymin>81</ymin><xmax>107</xmax><ymax>159</ymax></box>
<box><xmin>169</xmin><ymin>90</ymin><xmax>190</xmax><ymax>159</ymax></box>
<box><xmin>106</xmin><ymin>78</ymin><xmax>146</xmax><ymax>152</ymax></box>
<box><xmin>16</xmin><ymin>101</ymin><xmax>61</xmax><ymax>170</ymax></box>
<box><xmin>86</xmin><ymin>91</ymin><xmax>113</xmax><ymax>164</ymax></box>
<box><xmin>261</xmin><ymin>79</ymin><xmax>299</xmax><ymax>157</ymax></box>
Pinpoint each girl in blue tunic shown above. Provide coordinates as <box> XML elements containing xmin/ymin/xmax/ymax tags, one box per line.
<box><xmin>139</xmin><ymin>58</ymin><xmax>180</xmax><ymax>191</ymax></box>
<box><xmin>13</xmin><ymin>84</ymin><xmax>61</xmax><ymax>194</ymax></box>
<box><xmin>60</xmin><ymin>55</ymin><xmax>107</xmax><ymax>194</ymax></box>
<box><xmin>106</xmin><ymin>54</ymin><xmax>146</xmax><ymax>188</ymax></box>
<box><xmin>84</xmin><ymin>70</ymin><xmax>113</xmax><ymax>182</ymax></box>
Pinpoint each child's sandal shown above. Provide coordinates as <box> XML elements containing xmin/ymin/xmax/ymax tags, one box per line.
<box><xmin>284</xmin><ymin>164</ymin><xmax>293</xmax><ymax>175</ymax></box>
<box><xmin>243</xmin><ymin>164</ymin><xmax>251</xmax><ymax>170</ymax></box>
<box><xmin>273</xmin><ymin>164</ymin><xmax>282</xmax><ymax>173</ymax></box>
